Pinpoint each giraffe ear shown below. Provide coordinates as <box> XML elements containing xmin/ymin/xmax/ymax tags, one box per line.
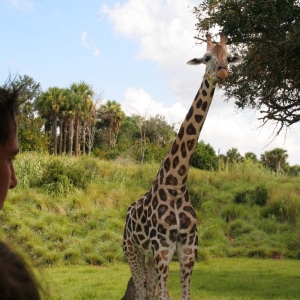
<box><xmin>228</xmin><ymin>56</ymin><xmax>242</xmax><ymax>64</ymax></box>
<box><xmin>186</xmin><ymin>58</ymin><xmax>205</xmax><ymax>65</ymax></box>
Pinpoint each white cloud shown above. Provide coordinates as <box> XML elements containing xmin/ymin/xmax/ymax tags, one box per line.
<box><xmin>102</xmin><ymin>0</ymin><xmax>300</xmax><ymax>165</ymax></box>
<box><xmin>101</xmin><ymin>0</ymin><xmax>199</xmax><ymax>64</ymax></box>
<box><xmin>81</xmin><ymin>31</ymin><xmax>90</xmax><ymax>49</ymax></box>
<box><xmin>121</xmin><ymin>87</ymin><xmax>186</xmax><ymax>127</ymax></box>
<box><xmin>81</xmin><ymin>31</ymin><xmax>101</xmax><ymax>58</ymax></box>
<box><xmin>9</xmin><ymin>0</ymin><xmax>34</xmax><ymax>11</ymax></box>
<box><xmin>93</xmin><ymin>45</ymin><xmax>101</xmax><ymax>57</ymax></box>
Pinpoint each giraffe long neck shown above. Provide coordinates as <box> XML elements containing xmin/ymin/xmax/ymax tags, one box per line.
<box><xmin>154</xmin><ymin>76</ymin><xmax>216</xmax><ymax>198</ymax></box>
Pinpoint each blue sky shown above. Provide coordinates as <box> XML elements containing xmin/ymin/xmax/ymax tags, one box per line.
<box><xmin>1</xmin><ymin>0</ymin><xmax>300</xmax><ymax>164</ymax></box>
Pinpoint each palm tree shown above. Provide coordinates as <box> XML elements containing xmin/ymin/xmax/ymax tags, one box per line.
<box><xmin>98</xmin><ymin>100</ymin><xmax>125</xmax><ymax>149</ymax></box>
<box><xmin>226</xmin><ymin>148</ymin><xmax>242</xmax><ymax>164</ymax></box>
<box><xmin>244</xmin><ymin>152</ymin><xmax>258</xmax><ymax>163</ymax></box>
<box><xmin>80</xmin><ymin>97</ymin><xmax>96</xmax><ymax>155</ymax></box>
<box><xmin>70</xmin><ymin>82</ymin><xmax>94</xmax><ymax>156</ymax></box>
<box><xmin>57</xmin><ymin>88</ymin><xmax>70</xmax><ymax>155</ymax></box>
<box><xmin>261</xmin><ymin>148</ymin><xmax>288</xmax><ymax>173</ymax></box>
<box><xmin>36</xmin><ymin>87</ymin><xmax>63</xmax><ymax>155</ymax></box>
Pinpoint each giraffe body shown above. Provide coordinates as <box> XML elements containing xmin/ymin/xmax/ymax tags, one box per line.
<box><xmin>123</xmin><ymin>34</ymin><xmax>241</xmax><ymax>300</ymax></box>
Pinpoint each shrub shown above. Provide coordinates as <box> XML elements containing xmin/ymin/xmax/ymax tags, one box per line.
<box><xmin>37</xmin><ymin>158</ymin><xmax>88</xmax><ymax>195</ymax></box>
<box><xmin>252</xmin><ymin>185</ymin><xmax>269</xmax><ymax>206</ymax></box>
<box><xmin>229</xmin><ymin>219</ymin><xmax>255</xmax><ymax>238</ymax></box>
<box><xmin>233</xmin><ymin>185</ymin><xmax>268</xmax><ymax>206</ymax></box>
<box><xmin>233</xmin><ymin>190</ymin><xmax>250</xmax><ymax>204</ymax></box>
<box><xmin>221</xmin><ymin>203</ymin><xmax>248</xmax><ymax>222</ymax></box>
<box><xmin>262</xmin><ymin>198</ymin><xmax>300</xmax><ymax>224</ymax></box>
<box><xmin>248</xmin><ymin>247</ymin><xmax>269</xmax><ymax>258</ymax></box>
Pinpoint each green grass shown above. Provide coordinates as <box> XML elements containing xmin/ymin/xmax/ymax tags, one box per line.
<box><xmin>2</xmin><ymin>153</ymin><xmax>300</xmax><ymax>298</ymax></box>
<box><xmin>1</xmin><ymin>152</ymin><xmax>300</xmax><ymax>266</ymax></box>
<box><xmin>43</xmin><ymin>259</ymin><xmax>300</xmax><ymax>299</ymax></box>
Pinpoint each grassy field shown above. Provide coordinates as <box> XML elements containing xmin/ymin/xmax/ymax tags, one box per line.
<box><xmin>44</xmin><ymin>258</ymin><xmax>300</xmax><ymax>300</ymax></box>
<box><xmin>1</xmin><ymin>153</ymin><xmax>300</xmax><ymax>299</ymax></box>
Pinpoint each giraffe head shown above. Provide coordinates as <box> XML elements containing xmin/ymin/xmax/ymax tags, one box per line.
<box><xmin>187</xmin><ymin>34</ymin><xmax>242</xmax><ymax>83</ymax></box>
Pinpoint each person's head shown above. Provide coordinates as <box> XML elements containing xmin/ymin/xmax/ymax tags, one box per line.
<box><xmin>0</xmin><ymin>241</ymin><xmax>42</xmax><ymax>300</ymax></box>
<box><xmin>0</xmin><ymin>80</ymin><xmax>20</xmax><ymax>209</ymax></box>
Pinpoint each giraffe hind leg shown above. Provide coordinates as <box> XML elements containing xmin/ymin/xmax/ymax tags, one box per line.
<box><xmin>126</xmin><ymin>250</ymin><xmax>147</xmax><ymax>300</ymax></box>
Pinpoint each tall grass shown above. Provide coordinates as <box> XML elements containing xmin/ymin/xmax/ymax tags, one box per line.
<box><xmin>1</xmin><ymin>152</ymin><xmax>300</xmax><ymax>267</ymax></box>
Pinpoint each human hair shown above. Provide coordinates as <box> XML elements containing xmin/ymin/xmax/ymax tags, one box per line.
<box><xmin>0</xmin><ymin>241</ymin><xmax>42</xmax><ymax>300</ymax></box>
<box><xmin>0</xmin><ymin>79</ymin><xmax>20</xmax><ymax>148</ymax></box>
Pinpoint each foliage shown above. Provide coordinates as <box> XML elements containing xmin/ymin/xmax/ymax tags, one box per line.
<box><xmin>233</xmin><ymin>185</ymin><xmax>269</xmax><ymax>206</ymax></box>
<box><xmin>13</xmin><ymin>74</ymin><xmax>41</xmax><ymax>105</ymax></box>
<box><xmin>288</xmin><ymin>164</ymin><xmax>300</xmax><ymax>176</ymax></box>
<box><xmin>35</xmin><ymin>82</ymin><xmax>96</xmax><ymax>156</ymax></box>
<box><xmin>1</xmin><ymin>152</ymin><xmax>300</xmax><ymax>270</ymax></box>
<box><xmin>97</xmin><ymin>100</ymin><xmax>125</xmax><ymax>150</ymax></box>
<box><xmin>191</xmin><ymin>140</ymin><xmax>218</xmax><ymax>170</ymax></box>
<box><xmin>193</xmin><ymin>0</ymin><xmax>300</xmax><ymax>134</ymax></box>
<box><xmin>143</xmin><ymin>114</ymin><xmax>176</xmax><ymax>145</ymax></box>
<box><xmin>13</xmin><ymin>75</ymin><xmax>47</xmax><ymax>151</ymax></box>
<box><xmin>226</xmin><ymin>147</ymin><xmax>242</xmax><ymax>164</ymax></box>
<box><xmin>261</xmin><ymin>147</ymin><xmax>289</xmax><ymax>173</ymax></box>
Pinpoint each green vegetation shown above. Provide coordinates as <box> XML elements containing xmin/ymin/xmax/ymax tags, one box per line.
<box><xmin>1</xmin><ymin>152</ymin><xmax>300</xmax><ymax>269</ymax></box>
<box><xmin>1</xmin><ymin>152</ymin><xmax>300</xmax><ymax>298</ymax></box>
<box><xmin>193</xmin><ymin>0</ymin><xmax>300</xmax><ymax>135</ymax></box>
<box><xmin>44</xmin><ymin>259</ymin><xmax>300</xmax><ymax>299</ymax></box>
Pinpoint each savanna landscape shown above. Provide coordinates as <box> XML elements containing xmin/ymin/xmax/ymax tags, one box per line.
<box><xmin>1</xmin><ymin>153</ymin><xmax>300</xmax><ymax>299</ymax></box>
<box><xmin>2</xmin><ymin>0</ymin><xmax>300</xmax><ymax>299</ymax></box>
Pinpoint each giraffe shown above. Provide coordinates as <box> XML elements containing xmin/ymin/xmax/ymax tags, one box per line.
<box><xmin>123</xmin><ymin>34</ymin><xmax>242</xmax><ymax>300</ymax></box>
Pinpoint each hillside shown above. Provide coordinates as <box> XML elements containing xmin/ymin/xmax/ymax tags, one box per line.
<box><xmin>1</xmin><ymin>152</ymin><xmax>300</xmax><ymax>267</ymax></box>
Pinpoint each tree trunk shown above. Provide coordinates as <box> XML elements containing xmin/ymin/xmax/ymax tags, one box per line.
<box><xmin>81</xmin><ymin>120</ymin><xmax>86</xmax><ymax>155</ymax></box>
<box><xmin>51</xmin><ymin>111</ymin><xmax>58</xmax><ymax>155</ymax></box>
<box><xmin>74</xmin><ymin>116</ymin><xmax>80</xmax><ymax>156</ymax></box>
<box><xmin>69</xmin><ymin>117</ymin><xmax>74</xmax><ymax>155</ymax></box>
<box><xmin>63</xmin><ymin>119</ymin><xmax>68</xmax><ymax>154</ymax></box>
<box><xmin>59</xmin><ymin>119</ymin><xmax>63</xmax><ymax>155</ymax></box>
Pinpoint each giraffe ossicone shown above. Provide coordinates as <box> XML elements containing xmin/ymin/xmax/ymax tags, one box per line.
<box><xmin>122</xmin><ymin>34</ymin><xmax>242</xmax><ymax>300</ymax></box>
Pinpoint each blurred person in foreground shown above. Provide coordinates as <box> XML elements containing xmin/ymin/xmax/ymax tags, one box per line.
<box><xmin>0</xmin><ymin>79</ymin><xmax>20</xmax><ymax>209</ymax></box>
<box><xmin>0</xmin><ymin>78</ymin><xmax>45</xmax><ymax>299</ymax></box>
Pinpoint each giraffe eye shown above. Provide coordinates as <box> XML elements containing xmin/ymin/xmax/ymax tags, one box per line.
<box><xmin>204</xmin><ymin>56</ymin><xmax>211</xmax><ymax>62</ymax></box>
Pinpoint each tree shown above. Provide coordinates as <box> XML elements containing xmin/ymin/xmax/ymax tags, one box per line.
<box><xmin>244</xmin><ymin>152</ymin><xmax>258</xmax><ymax>163</ymax></box>
<box><xmin>226</xmin><ymin>147</ymin><xmax>242</xmax><ymax>164</ymax></box>
<box><xmin>13</xmin><ymin>75</ymin><xmax>47</xmax><ymax>151</ymax></box>
<box><xmin>70</xmin><ymin>82</ymin><xmax>94</xmax><ymax>156</ymax></box>
<box><xmin>288</xmin><ymin>164</ymin><xmax>300</xmax><ymax>176</ymax></box>
<box><xmin>261</xmin><ymin>147</ymin><xmax>289</xmax><ymax>173</ymax></box>
<box><xmin>144</xmin><ymin>114</ymin><xmax>176</xmax><ymax>146</ymax></box>
<box><xmin>36</xmin><ymin>87</ymin><xmax>64</xmax><ymax>155</ymax></box>
<box><xmin>18</xmin><ymin>102</ymin><xmax>48</xmax><ymax>152</ymax></box>
<box><xmin>193</xmin><ymin>0</ymin><xmax>300</xmax><ymax>135</ymax></box>
<box><xmin>97</xmin><ymin>100</ymin><xmax>125</xmax><ymax>150</ymax></box>
<box><xmin>191</xmin><ymin>140</ymin><xmax>218</xmax><ymax>170</ymax></box>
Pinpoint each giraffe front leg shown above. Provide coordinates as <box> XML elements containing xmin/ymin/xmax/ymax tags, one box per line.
<box><xmin>177</xmin><ymin>242</ymin><xmax>197</xmax><ymax>300</ymax></box>
<box><xmin>153</xmin><ymin>245</ymin><xmax>175</xmax><ymax>300</ymax></box>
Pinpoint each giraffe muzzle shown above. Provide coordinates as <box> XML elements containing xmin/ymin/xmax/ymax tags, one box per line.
<box><xmin>216</xmin><ymin>68</ymin><xmax>228</xmax><ymax>80</ymax></box>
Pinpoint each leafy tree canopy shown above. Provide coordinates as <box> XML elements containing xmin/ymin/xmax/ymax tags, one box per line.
<box><xmin>193</xmin><ymin>0</ymin><xmax>300</xmax><ymax>134</ymax></box>
<box><xmin>260</xmin><ymin>147</ymin><xmax>288</xmax><ymax>173</ymax></box>
<box><xmin>191</xmin><ymin>140</ymin><xmax>218</xmax><ymax>170</ymax></box>
<box><xmin>14</xmin><ymin>74</ymin><xmax>42</xmax><ymax>105</ymax></box>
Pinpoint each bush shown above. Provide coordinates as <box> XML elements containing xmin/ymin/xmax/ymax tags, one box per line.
<box><xmin>233</xmin><ymin>190</ymin><xmax>250</xmax><ymax>204</ymax></box>
<box><xmin>37</xmin><ymin>159</ymin><xmax>88</xmax><ymax>195</ymax></box>
<box><xmin>229</xmin><ymin>219</ymin><xmax>255</xmax><ymax>238</ymax></box>
<box><xmin>262</xmin><ymin>198</ymin><xmax>300</xmax><ymax>224</ymax></box>
<box><xmin>233</xmin><ymin>185</ymin><xmax>268</xmax><ymax>206</ymax></box>
<box><xmin>252</xmin><ymin>185</ymin><xmax>269</xmax><ymax>206</ymax></box>
<box><xmin>221</xmin><ymin>203</ymin><xmax>248</xmax><ymax>222</ymax></box>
